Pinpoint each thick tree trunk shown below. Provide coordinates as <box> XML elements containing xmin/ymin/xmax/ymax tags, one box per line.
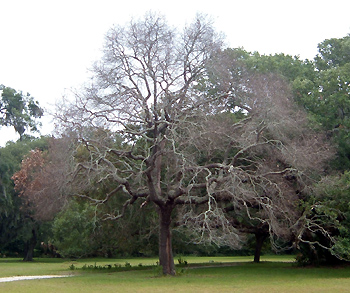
<box><xmin>253</xmin><ymin>232</ymin><xmax>268</xmax><ymax>263</ymax></box>
<box><xmin>23</xmin><ymin>228</ymin><xmax>37</xmax><ymax>261</ymax></box>
<box><xmin>158</xmin><ymin>205</ymin><xmax>175</xmax><ymax>275</ymax></box>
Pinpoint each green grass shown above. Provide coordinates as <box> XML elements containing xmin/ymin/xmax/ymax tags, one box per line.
<box><xmin>0</xmin><ymin>255</ymin><xmax>349</xmax><ymax>292</ymax></box>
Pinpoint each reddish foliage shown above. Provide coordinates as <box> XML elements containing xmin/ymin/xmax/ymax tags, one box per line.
<box><xmin>12</xmin><ymin>149</ymin><xmax>45</xmax><ymax>198</ymax></box>
<box><xmin>12</xmin><ymin>139</ymin><xmax>68</xmax><ymax>221</ymax></box>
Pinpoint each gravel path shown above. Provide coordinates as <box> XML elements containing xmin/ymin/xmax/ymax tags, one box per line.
<box><xmin>0</xmin><ymin>275</ymin><xmax>72</xmax><ymax>283</ymax></box>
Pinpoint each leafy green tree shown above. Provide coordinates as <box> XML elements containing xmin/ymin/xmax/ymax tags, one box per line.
<box><xmin>315</xmin><ymin>35</ymin><xmax>350</xmax><ymax>70</ymax></box>
<box><xmin>222</xmin><ymin>48</ymin><xmax>319</xmax><ymax>117</ymax></box>
<box><xmin>293</xmin><ymin>34</ymin><xmax>350</xmax><ymax>170</ymax></box>
<box><xmin>51</xmin><ymin>200</ymin><xmax>96</xmax><ymax>258</ymax></box>
<box><xmin>245</xmin><ymin>51</ymin><xmax>315</xmax><ymax>83</ymax></box>
<box><xmin>0</xmin><ymin>85</ymin><xmax>43</xmax><ymax>139</ymax></box>
<box><xmin>297</xmin><ymin>172</ymin><xmax>350</xmax><ymax>265</ymax></box>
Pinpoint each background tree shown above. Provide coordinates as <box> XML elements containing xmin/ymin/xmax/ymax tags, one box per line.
<box><xmin>11</xmin><ymin>137</ymin><xmax>69</xmax><ymax>260</ymax></box>
<box><xmin>0</xmin><ymin>85</ymin><xmax>43</xmax><ymax>139</ymax></box>
<box><xmin>0</xmin><ymin>137</ymin><xmax>48</xmax><ymax>259</ymax></box>
<box><xmin>50</xmin><ymin>197</ymin><xmax>160</xmax><ymax>258</ymax></box>
<box><xmin>314</xmin><ymin>35</ymin><xmax>350</xmax><ymax>70</ymax></box>
<box><xmin>245</xmin><ymin>34</ymin><xmax>350</xmax><ymax>263</ymax></box>
<box><xmin>12</xmin><ymin>138</ymin><xmax>68</xmax><ymax>220</ymax></box>
<box><xmin>296</xmin><ymin>172</ymin><xmax>350</xmax><ymax>265</ymax></box>
<box><xmin>50</xmin><ymin>199</ymin><xmax>96</xmax><ymax>258</ymax></box>
<box><xmin>11</xmin><ymin>148</ymin><xmax>46</xmax><ymax>261</ymax></box>
<box><xmin>186</xmin><ymin>70</ymin><xmax>332</xmax><ymax>258</ymax></box>
<box><xmin>0</xmin><ymin>85</ymin><xmax>44</xmax><ymax>258</ymax></box>
<box><xmin>188</xmin><ymin>50</ymin><xmax>333</xmax><ymax>261</ymax></box>
<box><xmin>293</xmin><ymin>34</ymin><xmax>350</xmax><ymax>170</ymax></box>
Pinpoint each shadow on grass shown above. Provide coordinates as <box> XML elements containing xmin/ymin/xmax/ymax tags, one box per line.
<box><xmin>0</xmin><ymin>257</ymin><xmax>69</xmax><ymax>264</ymax></box>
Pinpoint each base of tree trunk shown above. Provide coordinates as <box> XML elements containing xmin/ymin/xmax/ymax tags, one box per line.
<box><xmin>23</xmin><ymin>228</ymin><xmax>37</xmax><ymax>262</ymax></box>
<box><xmin>158</xmin><ymin>205</ymin><xmax>175</xmax><ymax>275</ymax></box>
<box><xmin>254</xmin><ymin>232</ymin><xmax>269</xmax><ymax>263</ymax></box>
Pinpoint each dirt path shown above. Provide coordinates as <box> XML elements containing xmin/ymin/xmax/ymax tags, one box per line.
<box><xmin>0</xmin><ymin>275</ymin><xmax>72</xmax><ymax>283</ymax></box>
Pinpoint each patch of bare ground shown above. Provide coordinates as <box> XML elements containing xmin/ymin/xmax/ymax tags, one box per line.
<box><xmin>0</xmin><ymin>275</ymin><xmax>72</xmax><ymax>282</ymax></box>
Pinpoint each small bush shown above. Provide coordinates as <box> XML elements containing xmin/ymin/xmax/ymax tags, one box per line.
<box><xmin>69</xmin><ymin>264</ymin><xmax>76</xmax><ymax>270</ymax></box>
<box><xmin>177</xmin><ymin>256</ymin><xmax>188</xmax><ymax>266</ymax></box>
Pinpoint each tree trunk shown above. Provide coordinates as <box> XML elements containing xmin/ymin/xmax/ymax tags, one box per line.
<box><xmin>23</xmin><ymin>228</ymin><xmax>37</xmax><ymax>261</ymax></box>
<box><xmin>158</xmin><ymin>204</ymin><xmax>175</xmax><ymax>275</ymax></box>
<box><xmin>253</xmin><ymin>232</ymin><xmax>268</xmax><ymax>263</ymax></box>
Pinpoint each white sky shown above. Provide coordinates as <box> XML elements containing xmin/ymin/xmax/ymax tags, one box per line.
<box><xmin>0</xmin><ymin>0</ymin><xmax>349</xmax><ymax>146</ymax></box>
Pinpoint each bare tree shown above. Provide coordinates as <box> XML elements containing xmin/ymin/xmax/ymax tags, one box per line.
<box><xmin>56</xmin><ymin>13</ymin><xmax>333</xmax><ymax>274</ymax></box>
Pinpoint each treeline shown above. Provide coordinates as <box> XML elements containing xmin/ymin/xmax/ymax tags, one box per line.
<box><xmin>1</xmin><ymin>14</ymin><xmax>349</xmax><ymax>273</ymax></box>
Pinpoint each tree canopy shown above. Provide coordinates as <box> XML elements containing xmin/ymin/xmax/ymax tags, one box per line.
<box><xmin>0</xmin><ymin>85</ymin><xmax>43</xmax><ymax>139</ymax></box>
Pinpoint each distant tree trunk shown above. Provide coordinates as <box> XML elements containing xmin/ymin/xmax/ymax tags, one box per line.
<box><xmin>23</xmin><ymin>228</ymin><xmax>37</xmax><ymax>261</ymax></box>
<box><xmin>254</xmin><ymin>231</ymin><xmax>269</xmax><ymax>263</ymax></box>
<box><xmin>158</xmin><ymin>204</ymin><xmax>175</xmax><ymax>275</ymax></box>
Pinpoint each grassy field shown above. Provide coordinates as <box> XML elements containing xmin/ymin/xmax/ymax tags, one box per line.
<box><xmin>0</xmin><ymin>255</ymin><xmax>349</xmax><ymax>292</ymax></box>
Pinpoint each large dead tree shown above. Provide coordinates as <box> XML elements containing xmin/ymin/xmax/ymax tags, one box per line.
<box><xmin>56</xmin><ymin>14</ymin><xmax>332</xmax><ymax>274</ymax></box>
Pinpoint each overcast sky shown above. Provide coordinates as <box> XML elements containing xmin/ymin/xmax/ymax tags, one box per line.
<box><xmin>0</xmin><ymin>0</ymin><xmax>349</xmax><ymax>146</ymax></box>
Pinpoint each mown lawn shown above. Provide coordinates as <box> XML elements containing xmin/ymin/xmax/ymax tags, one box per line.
<box><xmin>0</xmin><ymin>255</ymin><xmax>349</xmax><ymax>292</ymax></box>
